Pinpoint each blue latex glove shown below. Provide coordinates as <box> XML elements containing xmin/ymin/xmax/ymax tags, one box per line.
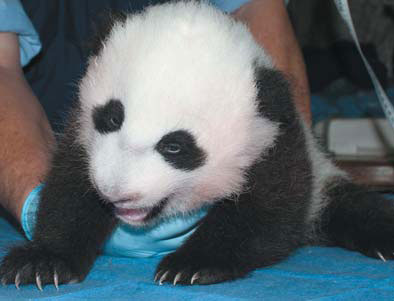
<box><xmin>21</xmin><ymin>184</ymin><xmax>207</xmax><ymax>258</ymax></box>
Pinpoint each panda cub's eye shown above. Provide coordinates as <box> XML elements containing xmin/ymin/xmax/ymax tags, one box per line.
<box><xmin>93</xmin><ymin>99</ymin><xmax>125</xmax><ymax>134</ymax></box>
<box><xmin>110</xmin><ymin>116</ymin><xmax>121</xmax><ymax>127</ymax></box>
<box><xmin>155</xmin><ymin>130</ymin><xmax>207</xmax><ymax>171</ymax></box>
<box><xmin>162</xmin><ymin>143</ymin><xmax>182</xmax><ymax>154</ymax></box>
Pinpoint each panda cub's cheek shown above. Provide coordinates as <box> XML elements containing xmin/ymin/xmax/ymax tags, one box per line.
<box><xmin>88</xmin><ymin>140</ymin><xmax>119</xmax><ymax>195</ymax></box>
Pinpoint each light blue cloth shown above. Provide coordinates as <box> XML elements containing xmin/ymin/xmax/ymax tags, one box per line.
<box><xmin>2</xmin><ymin>214</ymin><xmax>394</xmax><ymax>300</ymax></box>
<box><xmin>211</xmin><ymin>0</ymin><xmax>289</xmax><ymax>12</ymax></box>
<box><xmin>0</xmin><ymin>0</ymin><xmax>41</xmax><ymax>66</ymax></box>
<box><xmin>210</xmin><ymin>0</ymin><xmax>250</xmax><ymax>12</ymax></box>
<box><xmin>21</xmin><ymin>184</ymin><xmax>208</xmax><ymax>258</ymax></box>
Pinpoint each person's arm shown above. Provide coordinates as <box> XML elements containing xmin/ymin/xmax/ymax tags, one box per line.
<box><xmin>0</xmin><ymin>32</ymin><xmax>55</xmax><ymax>221</ymax></box>
<box><xmin>232</xmin><ymin>0</ymin><xmax>311</xmax><ymax>124</ymax></box>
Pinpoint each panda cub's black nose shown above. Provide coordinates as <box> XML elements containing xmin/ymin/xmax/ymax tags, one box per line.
<box><xmin>113</xmin><ymin>193</ymin><xmax>143</xmax><ymax>204</ymax></box>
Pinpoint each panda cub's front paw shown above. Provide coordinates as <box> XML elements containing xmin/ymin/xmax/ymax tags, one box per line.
<box><xmin>0</xmin><ymin>244</ymin><xmax>81</xmax><ymax>290</ymax></box>
<box><xmin>155</xmin><ymin>251</ymin><xmax>249</xmax><ymax>285</ymax></box>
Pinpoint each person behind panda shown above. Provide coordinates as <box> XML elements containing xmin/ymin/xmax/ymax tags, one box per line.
<box><xmin>0</xmin><ymin>0</ymin><xmax>311</xmax><ymax>258</ymax></box>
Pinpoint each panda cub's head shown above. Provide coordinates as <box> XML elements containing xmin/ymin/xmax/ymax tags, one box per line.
<box><xmin>77</xmin><ymin>1</ymin><xmax>279</xmax><ymax>226</ymax></box>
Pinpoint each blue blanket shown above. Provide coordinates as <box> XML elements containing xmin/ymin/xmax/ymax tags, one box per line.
<box><xmin>1</xmin><ymin>217</ymin><xmax>394</xmax><ymax>300</ymax></box>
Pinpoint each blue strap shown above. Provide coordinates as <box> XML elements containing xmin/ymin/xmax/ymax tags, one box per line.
<box><xmin>333</xmin><ymin>0</ymin><xmax>394</xmax><ymax>131</ymax></box>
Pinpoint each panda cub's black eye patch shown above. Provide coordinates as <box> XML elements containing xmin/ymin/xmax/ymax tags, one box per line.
<box><xmin>93</xmin><ymin>99</ymin><xmax>125</xmax><ymax>134</ymax></box>
<box><xmin>155</xmin><ymin>130</ymin><xmax>206</xmax><ymax>171</ymax></box>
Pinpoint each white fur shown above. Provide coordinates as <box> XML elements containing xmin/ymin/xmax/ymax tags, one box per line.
<box><xmin>75</xmin><ymin>1</ymin><xmax>279</xmax><ymax>224</ymax></box>
<box><xmin>302</xmin><ymin>120</ymin><xmax>348</xmax><ymax>227</ymax></box>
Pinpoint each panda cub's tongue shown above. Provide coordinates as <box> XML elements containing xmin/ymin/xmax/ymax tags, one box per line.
<box><xmin>114</xmin><ymin>207</ymin><xmax>150</xmax><ymax>222</ymax></box>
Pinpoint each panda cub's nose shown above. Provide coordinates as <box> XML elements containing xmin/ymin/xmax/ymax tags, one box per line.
<box><xmin>114</xmin><ymin>193</ymin><xmax>143</xmax><ymax>204</ymax></box>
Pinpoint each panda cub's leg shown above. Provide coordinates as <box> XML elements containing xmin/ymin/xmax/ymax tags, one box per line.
<box><xmin>321</xmin><ymin>180</ymin><xmax>394</xmax><ymax>260</ymax></box>
<box><xmin>156</xmin><ymin>68</ymin><xmax>313</xmax><ymax>285</ymax></box>
<box><xmin>155</xmin><ymin>152</ymin><xmax>312</xmax><ymax>286</ymax></box>
<box><xmin>155</xmin><ymin>195</ymin><xmax>308</xmax><ymax>286</ymax></box>
<box><xmin>0</xmin><ymin>125</ymin><xmax>117</xmax><ymax>288</ymax></box>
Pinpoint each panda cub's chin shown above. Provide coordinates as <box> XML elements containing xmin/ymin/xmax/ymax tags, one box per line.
<box><xmin>113</xmin><ymin>197</ymin><xmax>169</xmax><ymax>226</ymax></box>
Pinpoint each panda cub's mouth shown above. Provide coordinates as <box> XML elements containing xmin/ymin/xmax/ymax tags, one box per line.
<box><xmin>113</xmin><ymin>198</ymin><xmax>169</xmax><ymax>224</ymax></box>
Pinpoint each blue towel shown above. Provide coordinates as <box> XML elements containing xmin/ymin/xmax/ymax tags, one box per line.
<box><xmin>1</xmin><ymin>216</ymin><xmax>394</xmax><ymax>300</ymax></box>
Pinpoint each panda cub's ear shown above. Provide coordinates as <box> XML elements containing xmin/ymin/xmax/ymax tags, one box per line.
<box><xmin>93</xmin><ymin>99</ymin><xmax>125</xmax><ymax>134</ymax></box>
<box><xmin>254</xmin><ymin>67</ymin><xmax>297</xmax><ymax>125</ymax></box>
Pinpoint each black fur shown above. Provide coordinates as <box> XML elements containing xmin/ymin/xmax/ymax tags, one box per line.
<box><xmin>255</xmin><ymin>68</ymin><xmax>297</xmax><ymax>124</ymax></box>
<box><xmin>0</xmin><ymin>113</ymin><xmax>117</xmax><ymax>285</ymax></box>
<box><xmin>93</xmin><ymin>99</ymin><xmax>125</xmax><ymax>134</ymax></box>
<box><xmin>155</xmin><ymin>130</ymin><xmax>207</xmax><ymax>171</ymax></box>
<box><xmin>155</xmin><ymin>68</ymin><xmax>313</xmax><ymax>284</ymax></box>
<box><xmin>321</xmin><ymin>180</ymin><xmax>394</xmax><ymax>260</ymax></box>
<box><xmin>145</xmin><ymin>197</ymin><xmax>170</xmax><ymax>221</ymax></box>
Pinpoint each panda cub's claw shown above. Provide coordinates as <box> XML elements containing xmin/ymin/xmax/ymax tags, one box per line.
<box><xmin>173</xmin><ymin>272</ymin><xmax>182</xmax><ymax>285</ymax></box>
<box><xmin>54</xmin><ymin>270</ymin><xmax>59</xmax><ymax>290</ymax></box>
<box><xmin>159</xmin><ymin>271</ymin><xmax>198</xmax><ymax>286</ymax></box>
<box><xmin>15</xmin><ymin>272</ymin><xmax>20</xmax><ymax>290</ymax></box>
<box><xmin>154</xmin><ymin>265</ymin><xmax>243</xmax><ymax>286</ymax></box>
<box><xmin>190</xmin><ymin>272</ymin><xmax>200</xmax><ymax>285</ymax></box>
<box><xmin>376</xmin><ymin>250</ymin><xmax>387</xmax><ymax>262</ymax></box>
<box><xmin>0</xmin><ymin>244</ymin><xmax>80</xmax><ymax>290</ymax></box>
<box><xmin>35</xmin><ymin>273</ymin><xmax>43</xmax><ymax>291</ymax></box>
<box><xmin>158</xmin><ymin>270</ymin><xmax>170</xmax><ymax>285</ymax></box>
<box><xmin>356</xmin><ymin>245</ymin><xmax>394</xmax><ymax>262</ymax></box>
<box><xmin>155</xmin><ymin>251</ymin><xmax>249</xmax><ymax>285</ymax></box>
<box><xmin>153</xmin><ymin>270</ymin><xmax>161</xmax><ymax>283</ymax></box>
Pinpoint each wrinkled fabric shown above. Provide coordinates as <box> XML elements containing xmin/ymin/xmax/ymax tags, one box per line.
<box><xmin>1</xmin><ymin>215</ymin><xmax>394</xmax><ymax>300</ymax></box>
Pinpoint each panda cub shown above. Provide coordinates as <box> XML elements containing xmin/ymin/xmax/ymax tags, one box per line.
<box><xmin>2</xmin><ymin>0</ymin><xmax>394</xmax><ymax>288</ymax></box>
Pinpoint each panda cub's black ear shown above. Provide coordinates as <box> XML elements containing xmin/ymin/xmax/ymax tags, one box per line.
<box><xmin>88</xmin><ymin>10</ymin><xmax>127</xmax><ymax>57</ymax></box>
<box><xmin>254</xmin><ymin>67</ymin><xmax>297</xmax><ymax>125</ymax></box>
